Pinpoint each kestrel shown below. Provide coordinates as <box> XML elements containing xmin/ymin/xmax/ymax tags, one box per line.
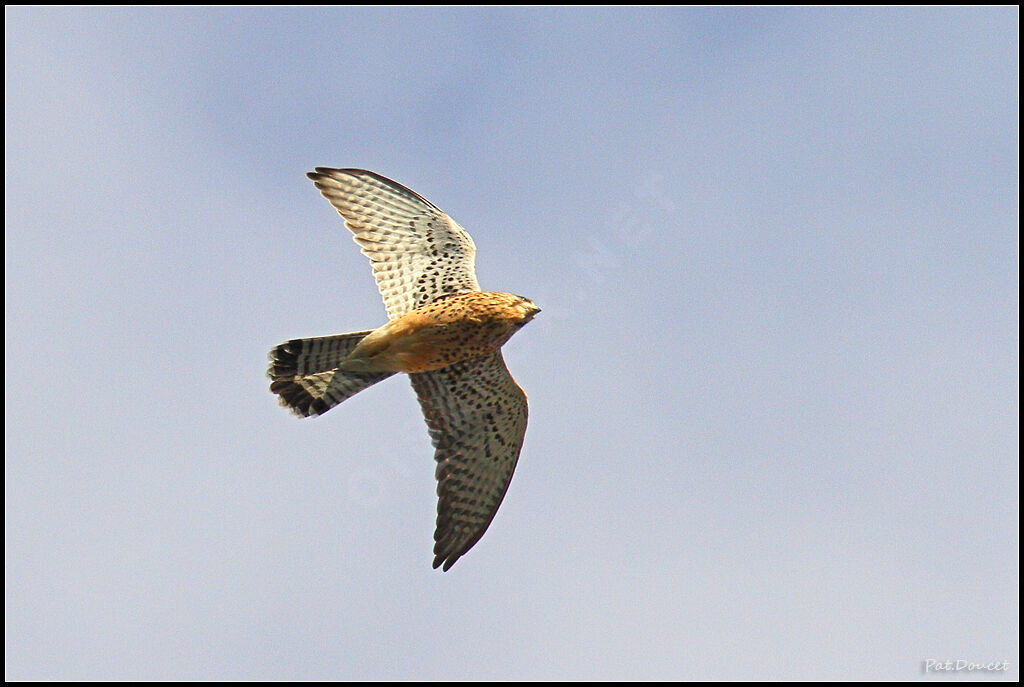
<box><xmin>268</xmin><ymin>168</ymin><xmax>539</xmax><ymax>571</ymax></box>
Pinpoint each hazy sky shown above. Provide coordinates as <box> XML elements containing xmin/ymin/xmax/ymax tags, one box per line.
<box><xmin>5</xmin><ymin>6</ymin><xmax>1018</xmax><ymax>681</ymax></box>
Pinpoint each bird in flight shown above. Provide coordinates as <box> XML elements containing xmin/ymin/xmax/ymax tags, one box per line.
<box><xmin>268</xmin><ymin>169</ymin><xmax>539</xmax><ymax>571</ymax></box>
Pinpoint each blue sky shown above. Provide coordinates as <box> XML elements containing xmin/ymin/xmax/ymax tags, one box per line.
<box><xmin>5</xmin><ymin>6</ymin><xmax>1018</xmax><ymax>680</ymax></box>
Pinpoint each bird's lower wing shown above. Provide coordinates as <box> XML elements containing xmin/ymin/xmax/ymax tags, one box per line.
<box><xmin>408</xmin><ymin>351</ymin><xmax>529</xmax><ymax>570</ymax></box>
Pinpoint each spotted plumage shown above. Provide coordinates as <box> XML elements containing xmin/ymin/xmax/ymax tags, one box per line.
<box><xmin>268</xmin><ymin>168</ymin><xmax>539</xmax><ymax>570</ymax></box>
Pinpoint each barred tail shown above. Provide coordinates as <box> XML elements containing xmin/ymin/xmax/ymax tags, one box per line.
<box><xmin>268</xmin><ymin>331</ymin><xmax>395</xmax><ymax>417</ymax></box>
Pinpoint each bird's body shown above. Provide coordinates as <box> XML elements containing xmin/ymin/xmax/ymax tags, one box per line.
<box><xmin>268</xmin><ymin>168</ymin><xmax>538</xmax><ymax>570</ymax></box>
<box><xmin>341</xmin><ymin>291</ymin><xmax>538</xmax><ymax>374</ymax></box>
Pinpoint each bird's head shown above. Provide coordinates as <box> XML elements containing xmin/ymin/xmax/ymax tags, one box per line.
<box><xmin>510</xmin><ymin>294</ymin><xmax>541</xmax><ymax>325</ymax></box>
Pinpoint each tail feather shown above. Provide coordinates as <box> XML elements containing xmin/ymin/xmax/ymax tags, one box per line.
<box><xmin>268</xmin><ymin>331</ymin><xmax>394</xmax><ymax>417</ymax></box>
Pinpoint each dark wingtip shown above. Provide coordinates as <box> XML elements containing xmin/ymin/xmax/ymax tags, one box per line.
<box><xmin>304</xmin><ymin>168</ymin><xmax>439</xmax><ymax>211</ymax></box>
<box><xmin>433</xmin><ymin>555</ymin><xmax>457</xmax><ymax>572</ymax></box>
<box><xmin>308</xmin><ymin>167</ymin><xmax>374</xmax><ymax>180</ymax></box>
<box><xmin>433</xmin><ymin>546</ymin><xmax>462</xmax><ymax>571</ymax></box>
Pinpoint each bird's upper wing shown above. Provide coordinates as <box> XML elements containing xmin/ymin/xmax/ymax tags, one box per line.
<box><xmin>307</xmin><ymin>168</ymin><xmax>481</xmax><ymax>320</ymax></box>
<box><xmin>408</xmin><ymin>351</ymin><xmax>529</xmax><ymax>571</ymax></box>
